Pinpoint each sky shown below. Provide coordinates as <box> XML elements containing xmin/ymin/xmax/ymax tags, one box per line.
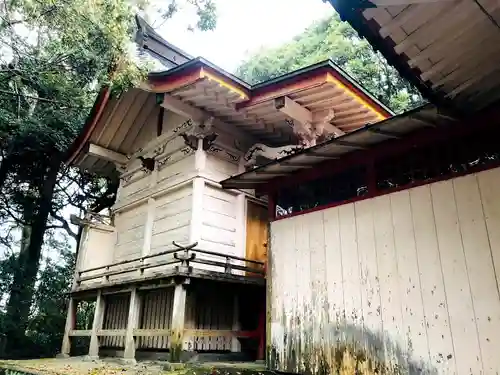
<box><xmin>0</xmin><ymin>0</ymin><xmax>335</xmax><ymax>262</ymax></box>
<box><xmin>147</xmin><ymin>0</ymin><xmax>334</xmax><ymax>73</ymax></box>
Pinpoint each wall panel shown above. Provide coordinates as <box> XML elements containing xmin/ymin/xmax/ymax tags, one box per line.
<box><xmin>102</xmin><ymin>294</ymin><xmax>130</xmax><ymax>348</ymax></box>
<box><xmin>138</xmin><ymin>288</ymin><xmax>174</xmax><ymax>349</ymax></box>
<box><xmin>196</xmin><ymin>184</ymin><xmax>242</xmax><ymax>272</ymax></box>
<box><xmin>150</xmin><ymin>185</ymin><xmax>192</xmax><ymax>254</ymax></box>
<box><xmin>269</xmin><ymin>168</ymin><xmax>500</xmax><ymax>374</ymax></box>
<box><xmin>113</xmin><ymin>203</ymin><xmax>147</xmax><ymax>262</ymax></box>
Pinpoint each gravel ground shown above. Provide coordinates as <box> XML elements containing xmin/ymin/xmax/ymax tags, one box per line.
<box><xmin>0</xmin><ymin>358</ymin><xmax>271</xmax><ymax>375</ymax></box>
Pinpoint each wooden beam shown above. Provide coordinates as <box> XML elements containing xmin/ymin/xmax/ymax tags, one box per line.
<box><xmin>96</xmin><ymin>329</ymin><xmax>126</xmax><ymax>337</ymax></box>
<box><xmin>162</xmin><ymin>93</ymin><xmax>205</xmax><ymax>122</ymax></box>
<box><xmin>379</xmin><ymin>4</ymin><xmax>424</xmax><ymax>38</ymax></box>
<box><xmin>275</xmin><ymin>97</ymin><xmax>345</xmax><ymax>137</ymax></box>
<box><xmin>314</xmin><ymin>109</ymin><xmax>345</xmax><ymax>137</ymax></box>
<box><xmin>161</xmin><ymin>93</ymin><xmax>259</xmax><ymax>144</ymax></box>
<box><xmin>274</xmin><ymin>96</ymin><xmax>312</xmax><ymax>125</ymax></box>
<box><xmin>169</xmin><ymin>282</ymin><xmax>187</xmax><ymax>362</ymax></box>
<box><xmin>87</xmin><ymin>143</ymin><xmax>128</xmax><ymax>165</ymax></box>
<box><xmin>432</xmin><ymin>50</ymin><xmax>500</xmax><ymax>90</ymax></box>
<box><xmin>408</xmin><ymin>4</ymin><xmax>500</xmax><ymax>68</ymax></box>
<box><xmin>133</xmin><ymin>329</ymin><xmax>172</xmax><ymax>337</ymax></box>
<box><xmin>393</xmin><ymin>0</ymin><xmax>471</xmax><ymax>55</ymax></box>
<box><xmin>68</xmin><ymin>330</ymin><xmax>92</xmax><ymax>337</ymax></box>
<box><xmin>422</xmin><ymin>38</ymin><xmax>500</xmax><ymax>83</ymax></box>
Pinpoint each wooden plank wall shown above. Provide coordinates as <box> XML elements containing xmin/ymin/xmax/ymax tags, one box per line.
<box><xmin>113</xmin><ymin>203</ymin><xmax>148</xmax><ymax>262</ymax></box>
<box><xmin>150</xmin><ymin>184</ymin><xmax>192</xmax><ymax>254</ymax></box>
<box><xmin>101</xmin><ymin>294</ymin><xmax>130</xmax><ymax>348</ymax></box>
<box><xmin>78</xmin><ymin>226</ymin><xmax>115</xmax><ymax>286</ymax></box>
<box><xmin>269</xmin><ymin>168</ymin><xmax>500</xmax><ymax>375</ymax></box>
<box><xmin>138</xmin><ymin>288</ymin><xmax>174</xmax><ymax>349</ymax></box>
<box><xmin>196</xmin><ymin>184</ymin><xmax>241</xmax><ymax>273</ymax></box>
<box><xmin>205</xmin><ymin>154</ymin><xmax>240</xmax><ymax>182</ymax></box>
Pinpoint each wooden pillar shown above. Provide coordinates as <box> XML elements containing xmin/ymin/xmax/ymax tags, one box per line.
<box><xmin>142</xmin><ymin>198</ymin><xmax>156</xmax><ymax>257</ymax></box>
<box><xmin>169</xmin><ymin>281</ymin><xmax>187</xmax><ymax>362</ymax></box>
<box><xmin>60</xmin><ymin>297</ymin><xmax>76</xmax><ymax>357</ymax></box>
<box><xmin>231</xmin><ymin>293</ymin><xmax>241</xmax><ymax>352</ymax></box>
<box><xmin>189</xmin><ymin>178</ymin><xmax>204</xmax><ymax>244</ymax></box>
<box><xmin>123</xmin><ymin>287</ymin><xmax>141</xmax><ymax>363</ymax></box>
<box><xmin>88</xmin><ymin>290</ymin><xmax>105</xmax><ymax>359</ymax></box>
<box><xmin>257</xmin><ymin>299</ymin><xmax>266</xmax><ymax>361</ymax></box>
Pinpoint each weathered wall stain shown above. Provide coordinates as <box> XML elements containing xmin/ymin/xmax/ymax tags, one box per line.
<box><xmin>268</xmin><ymin>316</ymin><xmax>438</xmax><ymax>375</ymax></box>
<box><xmin>268</xmin><ymin>176</ymin><xmax>500</xmax><ymax>374</ymax></box>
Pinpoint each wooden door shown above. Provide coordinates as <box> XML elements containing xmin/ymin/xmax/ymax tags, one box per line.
<box><xmin>245</xmin><ymin>202</ymin><xmax>268</xmax><ymax>274</ymax></box>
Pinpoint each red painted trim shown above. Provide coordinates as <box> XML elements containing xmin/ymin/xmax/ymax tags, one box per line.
<box><xmin>201</xmin><ymin>65</ymin><xmax>251</xmax><ymax>97</ymax></box>
<box><xmin>149</xmin><ymin>67</ymin><xmax>202</xmax><ymax>92</ymax></box>
<box><xmin>266</xmin><ymin>106</ymin><xmax>500</xmax><ymax>221</ymax></box>
<box><xmin>327</xmin><ymin>68</ymin><xmax>392</xmax><ymax>118</ymax></box>
<box><xmin>66</xmin><ymin>87</ymin><xmax>111</xmax><ymax>165</ymax></box>
<box><xmin>149</xmin><ymin>64</ymin><xmax>250</xmax><ymax>97</ymax></box>
<box><xmin>236</xmin><ymin>70</ymin><xmax>329</xmax><ymax>110</ymax></box>
<box><xmin>236</xmin><ymin>65</ymin><xmax>392</xmax><ymax>118</ymax></box>
<box><xmin>272</xmin><ymin>150</ymin><xmax>500</xmax><ymax>222</ymax></box>
<box><xmin>263</xmin><ymin>107</ymin><xmax>500</xmax><ymax>194</ymax></box>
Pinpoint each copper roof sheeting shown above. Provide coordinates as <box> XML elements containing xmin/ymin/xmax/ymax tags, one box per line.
<box><xmin>329</xmin><ymin>0</ymin><xmax>500</xmax><ymax>114</ymax></box>
<box><xmin>220</xmin><ymin>103</ymin><xmax>457</xmax><ymax>190</ymax></box>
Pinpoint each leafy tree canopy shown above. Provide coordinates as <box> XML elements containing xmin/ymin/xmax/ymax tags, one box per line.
<box><xmin>236</xmin><ymin>13</ymin><xmax>424</xmax><ymax>114</ymax></box>
<box><xmin>0</xmin><ymin>0</ymin><xmax>217</xmax><ymax>357</ymax></box>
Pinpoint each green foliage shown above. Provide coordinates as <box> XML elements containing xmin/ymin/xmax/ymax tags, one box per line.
<box><xmin>154</xmin><ymin>0</ymin><xmax>217</xmax><ymax>31</ymax></box>
<box><xmin>236</xmin><ymin>14</ymin><xmax>424</xmax><ymax>114</ymax></box>
<box><xmin>24</xmin><ymin>237</ymin><xmax>75</xmax><ymax>358</ymax></box>
<box><xmin>0</xmin><ymin>0</ymin><xmax>217</xmax><ymax>357</ymax></box>
<box><xmin>0</xmin><ymin>234</ymin><xmax>74</xmax><ymax>358</ymax></box>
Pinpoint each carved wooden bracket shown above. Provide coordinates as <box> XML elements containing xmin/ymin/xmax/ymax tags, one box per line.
<box><xmin>179</xmin><ymin>116</ymin><xmax>218</xmax><ymax>151</ymax></box>
<box><xmin>276</xmin><ymin>96</ymin><xmax>344</xmax><ymax>146</ymax></box>
<box><xmin>243</xmin><ymin>143</ymin><xmax>304</xmax><ymax>169</ymax></box>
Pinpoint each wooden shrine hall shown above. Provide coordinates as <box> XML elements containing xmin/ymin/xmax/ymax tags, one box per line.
<box><xmin>60</xmin><ymin>15</ymin><xmax>390</xmax><ymax>363</ymax></box>
<box><xmin>219</xmin><ymin>1</ymin><xmax>500</xmax><ymax>374</ymax></box>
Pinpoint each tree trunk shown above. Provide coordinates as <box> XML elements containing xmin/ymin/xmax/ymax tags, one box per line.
<box><xmin>0</xmin><ymin>153</ymin><xmax>13</xmax><ymax>193</ymax></box>
<box><xmin>4</xmin><ymin>161</ymin><xmax>60</xmax><ymax>356</ymax></box>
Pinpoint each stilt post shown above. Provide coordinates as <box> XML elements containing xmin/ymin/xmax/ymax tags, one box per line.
<box><xmin>88</xmin><ymin>290</ymin><xmax>105</xmax><ymax>359</ymax></box>
<box><xmin>123</xmin><ymin>287</ymin><xmax>142</xmax><ymax>363</ymax></box>
<box><xmin>60</xmin><ymin>297</ymin><xmax>76</xmax><ymax>357</ymax></box>
<box><xmin>257</xmin><ymin>297</ymin><xmax>266</xmax><ymax>361</ymax></box>
<box><xmin>231</xmin><ymin>293</ymin><xmax>241</xmax><ymax>352</ymax></box>
<box><xmin>169</xmin><ymin>279</ymin><xmax>188</xmax><ymax>362</ymax></box>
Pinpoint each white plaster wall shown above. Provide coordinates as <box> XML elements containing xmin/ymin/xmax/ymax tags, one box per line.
<box><xmin>269</xmin><ymin>167</ymin><xmax>500</xmax><ymax>375</ymax></box>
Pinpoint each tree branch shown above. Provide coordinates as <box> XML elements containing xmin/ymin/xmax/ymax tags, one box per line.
<box><xmin>0</xmin><ymin>89</ymin><xmax>91</xmax><ymax>109</ymax></box>
<box><xmin>48</xmin><ymin>210</ymin><xmax>77</xmax><ymax>239</ymax></box>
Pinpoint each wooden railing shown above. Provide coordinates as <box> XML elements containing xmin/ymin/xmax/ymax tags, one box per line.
<box><xmin>76</xmin><ymin>241</ymin><xmax>265</xmax><ymax>285</ymax></box>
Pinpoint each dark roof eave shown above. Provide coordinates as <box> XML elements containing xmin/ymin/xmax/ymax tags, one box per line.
<box><xmin>148</xmin><ymin>57</ymin><xmax>252</xmax><ymax>90</ymax></box>
<box><xmin>65</xmin><ymin>87</ymin><xmax>111</xmax><ymax>165</ymax></box>
<box><xmin>220</xmin><ymin>103</ymin><xmax>438</xmax><ymax>190</ymax></box>
<box><xmin>327</xmin><ymin>0</ymin><xmax>466</xmax><ymax>117</ymax></box>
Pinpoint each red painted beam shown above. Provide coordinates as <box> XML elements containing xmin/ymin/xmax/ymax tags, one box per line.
<box><xmin>258</xmin><ymin>106</ymin><xmax>500</xmax><ymax>195</ymax></box>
